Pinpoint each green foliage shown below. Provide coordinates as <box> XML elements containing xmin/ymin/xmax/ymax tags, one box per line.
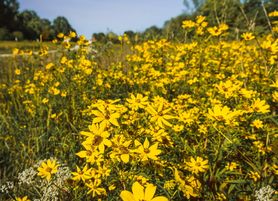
<box><xmin>53</xmin><ymin>16</ymin><xmax>75</xmax><ymax>36</ymax></box>
<box><xmin>11</xmin><ymin>31</ymin><xmax>24</xmax><ymax>41</ymax></box>
<box><xmin>0</xmin><ymin>27</ymin><xmax>11</xmax><ymax>40</ymax></box>
<box><xmin>0</xmin><ymin>0</ymin><xmax>75</xmax><ymax>41</ymax></box>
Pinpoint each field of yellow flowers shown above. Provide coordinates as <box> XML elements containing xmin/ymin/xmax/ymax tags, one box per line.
<box><xmin>0</xmin><ymin>14</ymin><xmax>278</xmax><ymax>201</ymax></box>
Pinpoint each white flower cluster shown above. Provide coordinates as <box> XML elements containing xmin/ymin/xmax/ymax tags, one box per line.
<box><xmin>33</xmin><ymin>163</ymin><xmax>71</xmax><ymax>201</ymax></box>
<box><xmin>1</xmin><ymin>158</ymin><xmax>71</xmax><ymax>201</ymax></box>
<box><xmin>254</xmin><ymin>185</ymin><xmax>276</xmax><ymax>201</ymax></box>
<box><xmin>0</xmin><ymin>181</ymin><xmax>14</xmax><ymax>193</ymax></box>
<box><xmin>18</xmin><ymin>166</ymin><xmax>37</xmax><ymax>185</ymax></box>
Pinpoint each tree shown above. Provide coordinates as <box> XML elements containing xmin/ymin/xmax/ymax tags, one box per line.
<box><xmin>92</xmin><ymin>32</ymin><xmax>107</xmax><ymax>43</ymax></box>
<box><xmin>0</xmin><ymin>0</ymin><xmax>19</xmax><ymax>30</ymax></box>
<box><xmin>142</xmin><ymin>26</ymin><xmax>162</xmax><ymax>40</ymax></box>
<box><xmin>40</xmin><ymin>19</ymin><xmax>55</xmax><ymax>40</ymax></box>
<box><xmin>53</xmin><ymin>16</ymin><xmax>75</xmax><ymax>35</ymax></box>
<box><xmin>17</xmin><ymin>10</ymin><xmax>41</xmax><ymax>39</ymax></box>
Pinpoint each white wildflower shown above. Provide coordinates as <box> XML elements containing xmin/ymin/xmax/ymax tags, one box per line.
<box><xmin>254</xmin><ymin>185</ymin><xmax>275</xmax><ymax>201</ymax></box>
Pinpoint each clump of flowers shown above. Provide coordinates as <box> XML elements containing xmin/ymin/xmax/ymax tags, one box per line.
<box><xmin>0</xmin><ymin>158</ymin><xmax>71</xmax><ymax>201</ymax></box>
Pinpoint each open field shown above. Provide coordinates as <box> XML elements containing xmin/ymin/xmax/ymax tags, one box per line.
<box><xmin>0</xmin><ymin>41</ymin><xmax>57</xmax><ymax>54</ymax></box>
<box><xmin>0</xmin><ymin>16</ymin><xmax>277</xmax><ymax>201</ymax></box>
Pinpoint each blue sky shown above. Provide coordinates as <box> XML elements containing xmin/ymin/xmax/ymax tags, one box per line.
<box><xmin>18</xmin><ymin>0</ymin><xmax>185</xmax><ymax>38</ymax></box>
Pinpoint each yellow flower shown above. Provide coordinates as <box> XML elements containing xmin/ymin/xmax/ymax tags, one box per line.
<box><xmin>86</xmin><ymin>179</ymin><xmax>107</xmax><ymax>198</ymax></box>
<box><xmin>241</xmin><ymin>32</ymin><xmax>255</xmax><ymax>40</ymax></box>
<box><xmin>208</xmin><ymin>104</ymin><xmax>239</xmax><ymax>125</ymax></box>
<box><xmin>185</xmin><ymin>156</ymin><xmax>209</xmax><ymax>174</ymax></box>
<box><xmin>37</xmin><ymin>159</ymin><xmax>59</xmax><ymax>181</ymax></box>
<box><xmin>196</xmin><ymin>16</ymin><xmax>206</xmax><ymax>24</ymax></box>
<box><xmin>182</xmin><ymin>20</ymin><xmax>196</xmax><ymax>29</ymax></box>
<box><xmin>269</xmin><ymin>10</ymin><xmax>278</xmax><ymax>17</ymax></box>
<box><xmin>145</xmin><ymin>101</ymin><xmax>174</xmax><ymax>128</ymax></box>
<box><xmin>15</xmin><ymin>196</ymin><xmax>30</xmax><ymax>201</ymax></box>
<box><xmin>72</xmin><ymin>165</ymin><xmax>92</xmax><ymax>182</ymax></box>
<box><xmin>126</xmin><ymin>93</ymin><xmax>148</xmax><ymax>110</ymax></box>
<box><xmin>272</xmin><ymin>91</ymin><xmax>278</xmax><ymax>102</ymax></box>
<box><xmin>80</xmin><ymin>123</ymin><xmax>112</xmax><ymax>153</ymax></box>
<box><xmin>248</xmin><ymin>171</ymin><xmax>260</xmax><ymax>182</ymax></box>
<box><xmin>14</xmin><ymin>69</ymin><xmax>21</xmax><ymax>75</ymax></box>
<box><xmin>69</xmin><ymin>31</ymin><xmax>77</xmax><ymax>38</ymax></box>
<box><xmin>45</xmin><ymin>62</ymin><xmax>54</xmax><ymax>70</ymax></box>
<box><xmin>110</xmin><ymin>134</ymin><xmax>132</xmax><ymax>163</ymax></box>
<box><xmin>250</xmin><ymin>99</ymin><xmax>270</xmax><ymax>113</ymax></box>
<box><xmin>270</xmin><ymin>80</ymin><xmax>278</xmax><ymax>88</ymax></box>
<box><xmin>225</xmin><ymin>162</ymin><xmax>239</xmax><ymax>171</ymax></box>
<box><xmin>91</xmin><ymin>107</ymin><xmax>121</xmax><ymax>127</ymax></box>
<box><xmin>12</xmin><ymin>48</ymin><xmax>19</xmax><ymax>55</ymax></box>
<box><xmin>42</xmin><ymin>98</ymin><xmax>49</xmax><ymax>104</ymax></box>
<box><xmin>174</xmin><ymin>168</ymin><xmax>199</xmax><ymax>199</ymax></box>
<box><xmin>120</xmin><ymin>182</ymin><xmax>168</xmax><ymax>201</ymax></box>
<box><xmin>219</xmin><ymin>23</ymin><xmax>229</xmax><ymax>31</ymax></box>
<box><xmin>252</xmin><ymin>119</ymin><xmax>263</xmax><ymax>129</ymax></box>
<box><xmin>57</xmin><ymin>33</ymin><xmax>64</xmax><ymax>38</ymax></box>
<box><xmin>134</xmin><ymin>138</ymin><xmax>161</xmax><ymax>162</ymax></box>
<box><xmin>207</xmin><ymin>26</ymin><xmax>222</xmax><ymax>36</ymax></box>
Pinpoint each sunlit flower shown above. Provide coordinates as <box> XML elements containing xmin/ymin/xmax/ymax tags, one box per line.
<box><xmin>241</xmin><ymin>32</ymin><xmax>255</xmax><ymax>40</ymax></box>
<box><xmin>37</xmin><ymin>159</ymin><xmax>59</xmax><ymax>181</ymax></box>
<box><xmin>252</xmin><ymin>119</ymin><xmax>263</xmax><ymax>129</ymax></box>
<box><xmin>15</xmin><ymin>196</ymin><xmax>30</xmax><ymax>201</ymax></box>
<box><xmin>185</xmin><ymin>156</ymin><xmax>209</xmax><ymax>174</ymax></box>
<box><xmin>134</xmin><ymin>138</ymin><xmax>161</xmax><ymax>162</ymax></box>
<box><xmin>120</xmin><ymin>182</ymin><xmax>168</xmax><ymax>201</ymax></box>
<box><xmin>72</xmin><ymin>165</ymin><xmax>92</xmax><ymax>182</ymax></box>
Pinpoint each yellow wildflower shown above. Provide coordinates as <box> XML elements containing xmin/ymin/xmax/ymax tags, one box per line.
<box><xmin>72</xmin><ymin>165</ymin><xmax>92</xmax><ymax>182</ymax></box>
<box><xmin>15</xmin><ymin>196</ymin><xmax>30</xmax><ymax>201</ymax></box>
<box><xmin>134</xmin><ymin>138</ymin><xmax>161</xmax><ymax>162</ymax></box>
<box><xmin>185</xmin><ymin>156</ymin><xmax>209</xmax><ymax>174</ymax></box>
<box><xmin>37</xmin><ymin>159</ymin><xmax>59</xmax><ymax>181</ymax></box>
<box><xmin>86</xmin><ymin>179</ymin><xmax>106</xmax><ymax>198</ymax></box>
<box><xmin>241</xmin><ymin>32</ymin><xmax>255</xmax><ymax>40</ymax></box>
<box><xmin>252</xmin><ymin>119</ymin><xmax>263</xmax><ymax>129</ymax></box>
<box><xmin>120</xmin><ymin>182</ymin><xmax>168</xmax><ymax>201</ymax></box>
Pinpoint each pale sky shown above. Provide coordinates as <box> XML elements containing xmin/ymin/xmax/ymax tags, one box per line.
<box><xmin>18</xmin><ymin>0</ymin><xmax>185</xmax><ymax>38</ymax></box>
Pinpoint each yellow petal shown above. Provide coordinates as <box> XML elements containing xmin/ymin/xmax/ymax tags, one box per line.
<box><xmin>145</xmin><ymin>184</ymin><xmax>156</xmax><ymax>200</ymax></box>
<box><xmin>152</xmin><ymin>196</ymin><xmax>169</xmax><ymax>201</ymax></box>
<box><xmin>109</xmin><ymin>118</ymin><xmax>120</xmax><ymax>127</ymax></box>
<box><xmin>120</xmin><ymin>190</ymin><xmax>135</xmax><ymax>201</ymax></box>
<box><xmin>143</xmin><ymin>138</ymin><xmax>150</xmax><ymax>148</ymax></box>
<box><xmin>132</xmin><ymin>182</ymin><xmax>144</xmax><ymax>200</ymax></box>
<box><xmin>121</xmin><ymin>154</ymin><xmax>129</xmax><ymax>163</ymax></box>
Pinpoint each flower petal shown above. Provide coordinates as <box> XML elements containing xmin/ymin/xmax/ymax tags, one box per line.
<box><xmin>120</xmin><ymin>191</ymin><xmax>135</xmax><ymax>201</ymax></box>
<box><xmin>132</xmin><ymin>182</ymin><xmax>144</xmax><ymax>200</ymax></box>
<box><xmin>145</xmin><ymin>184</ymin><xmax>156</xmax><ymax>200</ymax></box>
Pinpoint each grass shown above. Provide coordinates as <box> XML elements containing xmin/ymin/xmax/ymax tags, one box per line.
<box><xmin>0</xmin><ymin>41</ymin><xmax>57</xmax><ymax>54</ymax></box>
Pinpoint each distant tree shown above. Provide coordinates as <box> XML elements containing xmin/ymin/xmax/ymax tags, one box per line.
<box><xmin>53</xmin><ymin>16</ymin><xmax>75</xmax><ymax>35</ymax></box>
<box><xmin>12</xmin><ymin>31</ymin><xmax>23</xmax><ymax>41</ymax></box>
<box><xmin>196</xmin><ymin>0</ymin><xmax>241</xmax><ymax>26</ymax></box>
<box><xmin>17</xmin><ymin>10</ymin><xmax>41</xmax><ymax>39</ymax></box>
<box><xmin>163</xmin><ymin>15</ymin><xmax>189</xmax><ymax>40</ymax></box>
<box><xmin>92</xmin><ymin>32</ymin><xmax>107</xmax><ymax>43</ymax></box>
<box><xmin>107</xmin><ymin>31</ymin><xmax>119</xmax><ymax>43</ymax></box>
<box><xmin>40</xmin><ymin>19</ymin><xmax>55</xmax><ymax>40</ymax></box>
<box><xmin>143</xmin><ymin>26</ymin><xmax>162</xmax><ymax>40</ymax></box>
<box><xmin>0</xmin><ymin>0</ymin><xmax>19</xmax><ymax>30</ymax></box>
<box><xmin>0</xmin><ymin>27</ymin><xmax>11</xmax><ymax>40</ymax></box>
<box><xmin>124</xmin><ymin>30</ymin><xmax>136</xmax><ymax>43</ymax></box>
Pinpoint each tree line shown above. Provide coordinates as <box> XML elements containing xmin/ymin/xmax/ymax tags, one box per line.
<box><xmin>92</xmin><ymin>0</ymin><xmax>278</xmax><ymax>43</ymax></box>
<box><xmin>1</xmin><ymin>0</ymin><xmax>277</xmax><ymax>42</ymax></box>
<box><xmin>0</xmin><ymin>0</ymin><xmax>75</xmax><ymax>41</ymax></box>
